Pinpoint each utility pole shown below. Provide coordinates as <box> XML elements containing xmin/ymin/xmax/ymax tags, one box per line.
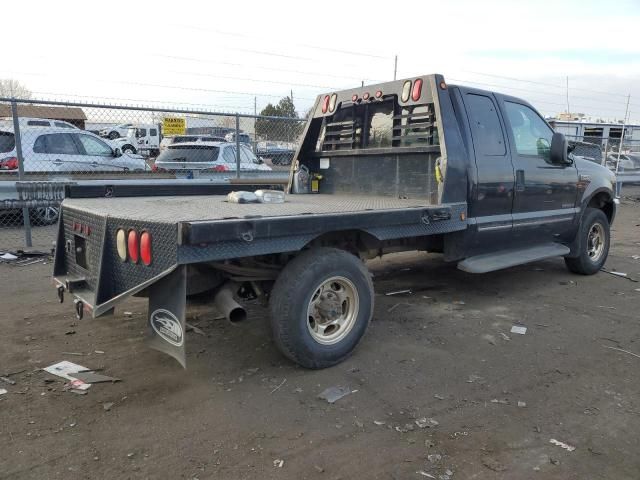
<box><xmin>393</xmin><ymin>55</ymin><xmax>398</xmax><ymax>81</ymax></box>
<box><xmin>565</xmin><ymin>76</ymin><xmax>570</xmax><ymax>114</ymax></box>
<box><xmin>254</xmin><ymin>96</ymin><xmax>257</xmax><ymax>148</ymax></box>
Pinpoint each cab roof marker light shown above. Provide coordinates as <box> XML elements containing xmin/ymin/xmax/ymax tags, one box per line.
<box><xmin>321</xmin><ymin>95</ymin><xmax>330</xmax><ymax>114</ymax></box>
<box><xmin>412</xmin><ymin>78</ymin><xmax>423</xmax><ymax>101</ymax></box>
<box><xmin>375</xmin><ymin>90</ymin><xmax>383</xmax><ymax>98</ymax></box>
<box><xmin>329</xmin><ymin>93</ymin><xmax>337</xmax><ymax>112</ymax></box>
<box><xmin>363</xmin><ymin>92</ymin><xmax>370</xmax><ymax>100</ymax></box>
<box><xmin>401</xmin><ymin>80</ymin><xmax>412</xmax><ymax>102</ymax></box>
<box><xmin>352</xmin><ymin>94</ymin><xmax>358</xmax><ymax>102</ymax></box>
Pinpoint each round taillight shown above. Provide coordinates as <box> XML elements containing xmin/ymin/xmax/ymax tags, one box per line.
<box><xmin>321</xmin><ymin>95</ymin><xmax>330</xmax><ymax>113</ymax></box>
<box><xmin>375</xmin><ymin>90</ymin><xmax>383</xmax><ymax>98</ymax></box>
<box><xmin>363</xmin><ymin>92</ymin><xmax>370</xmax><ymax>100</ymax></box>
<box><xmin>351</xmin><ymin>94</ymin><xmax>358</xmax><ymax>102</ymax></box>
<box><xmin>329</xmin><ymin>93</ymin><xmax>337</xmax><ymax>112</ymax></box>
<box><xmin>412</xmin><ymin>78</ymin><xmax>423</xmax><ymax>101</ymax></box>
<box><xmin>127</xmin><ymin>230</ymin><xmax>139</xmax><ymax>263</ymax></box>
<box><xmin>401</xmin><ymin>80</ymin><xmax>412</xmax><ymax>102</ymax></box>
<box><xmin>140</xmin><ymin>231</ymin><xmax>152</xmax><ymax>266</ymax></box>
<box><xmin>116</xmin><ymin>229</ymin><xmax>127</xmax><ymax>261</ymax></box>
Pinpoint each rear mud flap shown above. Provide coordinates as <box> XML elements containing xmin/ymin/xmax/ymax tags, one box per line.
<box><xmin>146</xmin><ymin>265</ymin><xmax>187</xmax><ymax>368</ymax></box>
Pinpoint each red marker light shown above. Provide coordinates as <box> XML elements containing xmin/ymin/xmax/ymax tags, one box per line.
<box><xmin>412</xmin><ymin>78</ymin><xmax>423</xmax><ymax>101</ymax></box>
<box><xmin>140</xmin><ymin>231</ymin><xmax>152</xmax><ymax>266</ymax></box>
<box><xmin>352</xmin><ymin>94</ymin><xmax>358</xmax><ymax>102</ymax></box>
<box><xmin>321</xmin><ymin>95</ymin><xmax>330</xmax><ymax>113</ymax></box>
<box><xmin>375</xmin><ymin>90</ymin><xmax>383</xmax><ymax>98</ymax></box>
<box><xmin>363</xmin><ymin>92</ymin><xmax>370</xmax><ymax>100</ymax></box>
<box><xmin>127</xmin><ymin>229</ymin><xmax>139</xmax><ymax>263</ymax></box>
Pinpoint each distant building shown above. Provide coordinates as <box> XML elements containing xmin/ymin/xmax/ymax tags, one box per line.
<box><xmin>0</xmin><ymin>104</ymin><xmax>87</xmax><ymax>129</ymax></box>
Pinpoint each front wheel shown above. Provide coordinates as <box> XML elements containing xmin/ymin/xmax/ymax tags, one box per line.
<box><xmin>269</xmin><ymin>247</ymin><xmax>374</xmax><ymax>369</ymax></box>
<box><xmin>108</xmin><ymin>131</ymin><xmax>119</xmax><ymax>140</ymax></box>
<box><xmin>122</xmin><ymin>145</ymin><xmax>136</xmax><ymax>154</ymax></box>
<box><xmin>565</xmin><ymin>207</ymin><xmax>610</xmax><ymax>275</ymax></box>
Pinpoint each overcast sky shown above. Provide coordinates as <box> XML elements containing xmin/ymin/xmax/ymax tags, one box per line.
<box><xmin>2</xmin><ymin>0</ymin><xmax>639</xmax><ymax>121</ymax></box>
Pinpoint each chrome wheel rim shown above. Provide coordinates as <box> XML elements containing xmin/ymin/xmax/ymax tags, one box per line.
<box><xmin>306</xmin><ymin>276</ymin><xmax>359</xmax><ymax>345</ymax></box>
<box><xmin>36</xmin><ymin>207</ymin><xmax>59</xmax><ymax>223</ymax></box>
<box><xmin>587</xmin><ymin>222</ymin><xmax>605</xmax><ymax>262</ymax></box>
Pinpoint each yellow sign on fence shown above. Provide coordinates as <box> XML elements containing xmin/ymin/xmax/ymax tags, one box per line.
<box><xmin>162</xmin><ymin>117</ymin><xmax>186</xmax><ymax>136</ymax></box>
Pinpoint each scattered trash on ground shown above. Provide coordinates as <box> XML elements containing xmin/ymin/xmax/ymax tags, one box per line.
<box><xmin>0</xmin><ymin>376</ymin><xmax>16</xmax><ymax>385</ymax></box>
<box><xmin>387</xmin><ymin>303</ymin><xmax>405</xmax><ymax>313</ymax></box>
<box><xmin>427</xmin><ymin>453</ymin><xmax>442</xmax><ymax>463</ymax></box>
<box><xmin>499</xmin><ymin>332</ymin><xmax>511</xmax><ymax>341</ymax></box>
<box><xmin>373</xmin><ymin>420</ymin><xmax>386</xmax><ymax>426</ymax></box>
<box><xmin>490</xmin><ymin>398</ymin><xmax>509</xmax><ymax>405</ymax></box>
<box><xmin>72</xmin><ymin>371</ymin><xmax>120</xmax><ymax>384</ymax></box>
<box><xmin>0</xmin><ymin>253</ymin><xmax>18</xmax><ymax>261</ymax></box>
<box><xmin>417</xmin><ymin>471</ymin><xmax>436</xmax><ymax>478</ymax></box>
<box><xmin>631</xmin><ymin>255</ymin><xmax>640</xmax><ymax>260</ymax></box>
<box><xmin>510</xmin><ymin>325</ymin><xmax>527</xmax><ymax>335</ymax></box>
<box><xmin>0</xmin><ymin>388</ymin><xmax>7</xmax><ymax>395</ymax></box>
<box><xmin>415</xmin><ymin>417</ymin><xmax>439</xmax><ymax>428</ymax></box>
<box><xmin>601</xmin><ymin>269</ymin><xmax>639</xmax><ymax>282</ymax></box>
<box><xmin>482</xmin><ymin>456</ymin><xmax>507</xmax><ymax>472</ymax></box>
<box><xmin>385</xmin><ymin>289</ymin><xmax>412</xmax><ymax>296</ymax></box>
<box><xmin>273</xmin><ymin>459</ymin><xmax>284</xmax><ymax>468</ymax></box>
<box><xmin>517</xmin><ymin>401</ymin><xmax>527</xmax><ymax>408</ymax></box>
<box><xmin>270</xmin><ymin>378</ymin><xmax>287</xmax><ymax>394</ymax></box>
<box><xmin>434</xmin><ymin>394</ymin><xmax>445</xmax><ymax>400</ymax></box>
<box><xmin>318</xmin><ymin>385</ymin><xmax>351</xmax><ymax>403</ymax></box>
<box><xmin>185</xmin><ymin>323</ymin><xmax>206</xmax><ymax>336</ymax></box>
<box><xmin>603</xmin><ymin>345</ymin><xmax>640</xmax><ymax>360</ymax></box>
<box><xmin>44</xmin><ymin>360</ymin><xmax>120</xmax><ymax>393</ymax></box>
<box><xmin>482</xmin><ymin>334</ymin><xmax>497</xmax><ymax>345</ymax></box>
<box><xmin>467</xmin><ymin>374</ymin><xmax>484</xmax><ymax>383</ymax></box>
<box><xmin>549</xmin><ymin>438</ymin><xmax>576</xmax><ymax>452</ymax></box>
<box><xmin>103</xmin><ymin>402</ymin><xmax>114</xmax><ymax>411</ymax></box>
<box><xmin>395</xmin><ymin>423</ymin><xmax>415</xmax><ymax>433</ymax></box>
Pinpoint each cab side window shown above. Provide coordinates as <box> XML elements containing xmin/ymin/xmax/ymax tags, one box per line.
<box><xmin>465</xmin><ymin>94</ymin><xmax>506</xmax><ymax>156</ymax></box>
<box><xmin>504</xmin><ymin>102</ymin><xmax>553</xmax><ymax>160</ymax></box>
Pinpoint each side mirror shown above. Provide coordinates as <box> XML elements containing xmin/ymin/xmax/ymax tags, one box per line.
<box><xmin>113</xmin><ymin>147</ymin><xmax>122</xmax><ymax>158</ymax></box>
<box><xmin>550</xmin><ymin>132</ymin><xmax>569</xmax><ymax>165</ymax></box>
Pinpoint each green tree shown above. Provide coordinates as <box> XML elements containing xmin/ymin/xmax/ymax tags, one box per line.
<box><xmin>255</xmin><ymin>96</ymin><xmax>302</xmax><ymax>142</ymax></box>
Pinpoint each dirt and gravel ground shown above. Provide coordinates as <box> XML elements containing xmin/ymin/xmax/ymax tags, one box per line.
<box><xmin>1</xmin><ymin>189</ymin><xmax>639</xmax><ymax>480</ymax></box>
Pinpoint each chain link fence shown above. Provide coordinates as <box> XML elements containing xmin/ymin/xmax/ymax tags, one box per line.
<box><xmin>0</xmin><ymin>97</ymin><xmax>304</xmax><ymax>250</ymax></box>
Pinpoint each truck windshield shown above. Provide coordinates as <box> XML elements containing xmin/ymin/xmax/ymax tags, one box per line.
<box><xmin>157</xmin><ymin>145</ymin><xmax>220</xmax><ymax>162</ymax></box>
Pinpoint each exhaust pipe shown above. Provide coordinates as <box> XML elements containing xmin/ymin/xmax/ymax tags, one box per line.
<box><xmin>214</xmin><ymin>283</ymin><xmax>247</xmax><ymax>323</ymax></box>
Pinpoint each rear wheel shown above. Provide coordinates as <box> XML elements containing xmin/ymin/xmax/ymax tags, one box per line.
<box><xmin>122</xmin><ymin>144</ymin><xmax>136</xmax><ymax>154</ymax></box>
<box><xmin>269</xmin><ymin>247</ymin><xmax>374</xmax><ymax>369</ymax></box>
<box><xmin>108</xmin><ymin>131</ymin><xmax>119</xmax><ymax>140</ymax></box>
<box><xmin>565</xmin><ymin>207</ymin><xmax>610</xmax><ymax>275</ymax></box>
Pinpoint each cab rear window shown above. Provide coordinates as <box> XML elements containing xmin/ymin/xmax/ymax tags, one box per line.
<box><xmin>317</xmin><ymin>100</ymin><xmax>438</xmax><ymax>152</ymax></box>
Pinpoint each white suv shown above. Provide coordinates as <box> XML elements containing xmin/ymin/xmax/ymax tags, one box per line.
<box><xmin>99</xmin><ymin>123</ymin><xmax>133</xmax><ymax>140</ymax></box>
<box><xmin>0</xmin><ymin>127</ymin><xmax>149</xmax><ymax>173</ymax></box>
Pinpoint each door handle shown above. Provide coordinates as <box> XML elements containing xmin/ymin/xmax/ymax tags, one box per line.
<box><xmin>515</xmin><ymin>169</ymin><xmax>525</xmax><ymax>192</ymax></box>
<box><xmin>52</xmin><ymin>159</ymin><xmax>63</xmax><ymax>165</ymax></box>
<box><xmin>91</xmin><ymin>162</ymin><xmax>98</xmax><ymax>167</ymax></box>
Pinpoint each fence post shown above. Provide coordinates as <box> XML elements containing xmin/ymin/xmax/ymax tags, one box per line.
<box><xmin>11</xmin><ymin>100</ymin><xmax>32</xmax><ymax>247</ymax></box>
<box><xmin>235</xmin><ymin>113</ymin><xmax>241</xmax><ymax>179</ymax></box>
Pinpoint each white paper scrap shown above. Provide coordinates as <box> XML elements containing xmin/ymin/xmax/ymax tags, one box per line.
<box><xmin>510</xmin><ymin>325</ymin><xmax>527</xmax><ymax>335</ymax></box>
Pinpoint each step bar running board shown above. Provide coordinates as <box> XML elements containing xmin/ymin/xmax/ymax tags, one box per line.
<box><xmin>457</xmin><ymin>243</ymin><xmax>570</xmax><ymax>274</ymax></box>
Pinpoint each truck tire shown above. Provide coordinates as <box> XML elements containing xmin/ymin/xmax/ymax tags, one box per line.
<box><xmin>564</xmin><ymin>207</ymin><xmax>610</xmax><ymax>275</ymax></box>
<box><xmin>108</xmin><ymin>131</ymin><xmax>119</xmax><ymax>140</ymax></box>
<box><xmin>270</xmin><ymin>247</ymin><xmax>374</xmax><ymax>369</ymax></box>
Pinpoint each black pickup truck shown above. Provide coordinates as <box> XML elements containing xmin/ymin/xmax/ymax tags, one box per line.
<box><xmin>53</xmin><ymin>74</ymin><xmax>617</xmax><ymax>368</ymax></box>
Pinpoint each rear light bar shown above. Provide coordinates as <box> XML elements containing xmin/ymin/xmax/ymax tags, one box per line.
<box><xmin>0</xmin><ymin>157</ymin><xmax>18</xmax><ymax>170</ymax></box>
<box><xmin>400</xmin><ymin>78</ymin><xmax>424</xmax><ymax>103</ymax></box>
<box><xmin>116</xmin><ymin>228</ymin><xmax>153</xmax><ymax>265</ymax></box>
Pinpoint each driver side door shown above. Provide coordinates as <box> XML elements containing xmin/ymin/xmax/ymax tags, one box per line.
<box><xmin>500</xmin><ymin>99</ymin><xmax>578</xmax><ymax>243</ymax></box>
